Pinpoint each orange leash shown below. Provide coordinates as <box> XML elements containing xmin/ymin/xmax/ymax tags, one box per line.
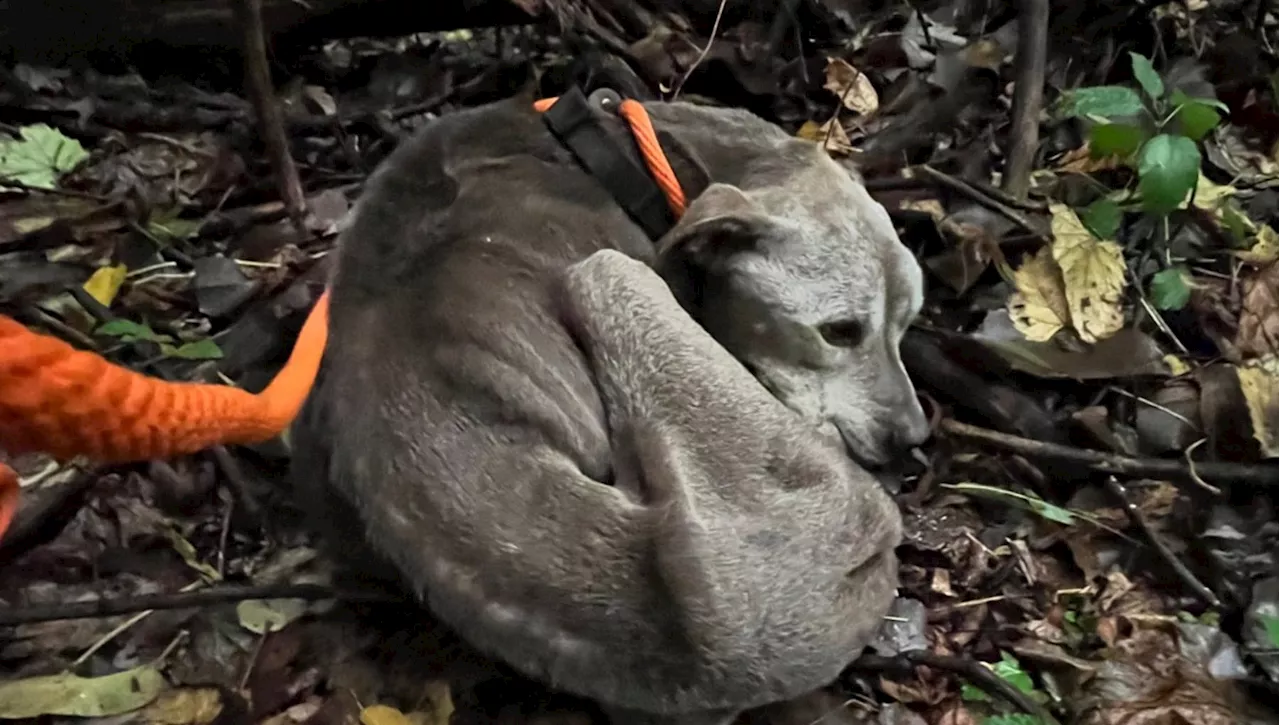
<box><xmin>0</xmin><ymin>96</ymin><xmax>685</xmax><ymax>545</ymax></box>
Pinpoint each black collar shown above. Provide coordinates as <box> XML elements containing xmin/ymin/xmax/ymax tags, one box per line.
<box><xmin>541</xmin><ymin>86</ymin><xmax>709</xmax><ymax>241</ymax></box>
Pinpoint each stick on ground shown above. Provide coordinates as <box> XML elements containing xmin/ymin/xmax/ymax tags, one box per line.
<box><xmin>1001</xmin><ymin>0</ymin><xmax>1049</xmax><ymax>200</ymax></box>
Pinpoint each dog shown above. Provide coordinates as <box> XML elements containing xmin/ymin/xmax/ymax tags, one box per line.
<box><xmin>290</xmin><ymin>91</ymin><xmax>930</xmax><ymax>725</ymax></box>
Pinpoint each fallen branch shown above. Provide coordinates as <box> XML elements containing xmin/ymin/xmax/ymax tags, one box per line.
<box><xmin>1001</xmin><ymin>0</ymin><xmax>1049</xmax><ymax>200</ymax></box>
<box><xmin>234</xmin><ymin>0</ymin><xmax>308</xmax><ymax>236</ymax></box>
<box><xmin>851</xmin><ymin>650</ymin><xmax>1060</xmax><ymax>725</ymax></box>
<box><xmin>1103</xmin><ymin>476</ymin><xmax>1221</xmax><ymax>607</ymax></box>
<box><xmin>0</xmin><ymin>583</ymin><xmax>402</xmax><ymax>627</ymax></box>
<box><xmin>939</xmin><ymin>419</ymin><xmax>1277</xmax><ymax>487</ymax></box>
<box><xmin>913</xmin><ymin>164</ymin><xmax>1047</xmax><ymax>239</ymax></box>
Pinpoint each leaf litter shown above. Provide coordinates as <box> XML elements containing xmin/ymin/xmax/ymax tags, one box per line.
<box><xmin>0</xmin><ymin>1</ymin><xmax>1277</xmax><ymax>724</ymax></box>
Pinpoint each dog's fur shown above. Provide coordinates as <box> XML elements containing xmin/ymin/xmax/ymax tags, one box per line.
<box><xmin>290</xmin><ymin>93</ymin><xmax>929</xmax><ymax>724</ymax></box>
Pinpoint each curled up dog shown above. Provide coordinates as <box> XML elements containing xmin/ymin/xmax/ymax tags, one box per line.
<box><xmin>289</xmin><ymin>90</ymin><xmax>931</xmax><ymax>725</ymax></box>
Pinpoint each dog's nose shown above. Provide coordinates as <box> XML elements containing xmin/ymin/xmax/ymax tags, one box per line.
<box><xmin>890</xmin><ymin>401</ymin><xmax>932</xmax><ymax>454</ymax></box>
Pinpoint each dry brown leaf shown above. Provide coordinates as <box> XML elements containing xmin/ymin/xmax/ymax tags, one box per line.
<box><xmin>902</xmin><ymin>198</ymin><xmax>946</xmax><ymax>220</ymax></box>
<box><xmin>1236</xmin><ymin>261</ymin><xmax>1279</xmax><ymax>358</ymax></box>
<box><xmin>1008</xmin><ymin>246</ymin><xmax>1071</xmax><ymax>342</ymax></box>
<box><xmin>1236</xmin><ymin>354</ymin><xmax>1278</xmax><ymax>458</ymax></box>
<box><xmin>795</xmin><ymin>118</ymin><xmax>854</xmax><ymax>156</ymax></box>
<box><xmin>1050</xmin><ymin>203</ymin><xmax>1126</xmax><ymax>343</ymax></box>
<box><xmin>823</xmin><ymin>57</ymin><xmax>879</xmax><ymax>115</ymax></box>
<box><xmin>1056</xmin><ymin>144</ymin><xmax>1122</xmax><ymax>174</ymax></box>
<box><xmin>142</xmin><ymin>688</ymin><xmax>224</xmax><ymax>725</ymax></box>
<box><xmin>361</xmin><ymin>705</ymin><xmax>414</xmax><ymax>725</ymax></box>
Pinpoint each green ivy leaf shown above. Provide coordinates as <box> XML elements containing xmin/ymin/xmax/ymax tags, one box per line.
<box><xmin>1057</xmin><ymin>86</ymin><xmax>1146</xmax><ymax>120</ymax></box>
<box><xmin>1262</xmin><ymin>613</ymin><xmax>1279</xmax><ymax>648</ymax></box>
<box><xmin>163</xmin><ymin>339</ymin><xmax>224</xmax><ymax>360</ymax></box>
<box><xmin>1137</xmin><ymin>134</ymin><xmax>1201</xmax><ymax>215</ymax></box>
<box><xmin>1170</xmin><ymin>90</ymin><xmax>1223</xmax><ymax>141</ymax></box>
<box><xmin>1150</xmin><ymin>266</ymin><xmax>1192</xmax><ymax>310</ymax></box>
<box><xmin>1090</xmin><ymin>123</ymin><xmax>1148</xmax><ymax>158</ymax></box>
<box><xmin>0</xmin><ymin>124</ymin><xmax>89</xmax><ymax>190</ymax></box>
<box><xmin>1080</xmin><ymin>199</ymin><xmax>1123</xmax><ymax>239</ymax></box>
<box><xmin>1129</xmin><ymin>52</ymin><xmax>1165</xmax><ymax>102</ymax></box>
<box><xmin>96</xmin><ymin>319</ymin><xmax>172</xmax><ymax>344</ymax></box>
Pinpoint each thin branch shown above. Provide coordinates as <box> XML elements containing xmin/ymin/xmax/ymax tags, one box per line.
<box><xmin>669</xmin><ymin>0</ymin><xmax>730</xmax><ymax>100</ymax></box>
<box><xmin>1103</xmin><ymin>476</ymin><xmax>1221</xmax><ymax>607</ymax></box>
<box><xmin>915</xmin><ymin>164</ymin><xmax>1047</xmax><ymax>238</ymax></box>
<box><xmin>939</xmin><ymin>418</ymin><xmax>1277</xmax><ymax>487</ymax></box>
<box><xmin>1001</xmin><ymin>0</ymin><xmax>1049</xmax><ymax>200</ymax></box>
<box><xmin>0</xmin><ymin>583</ymin><xmax>402</xmax><ymax>627</ymax></box>
<box><xmin>233</xmin><ymin>0</ymin><xmax>308</xmax><ymax>236</ymax></box>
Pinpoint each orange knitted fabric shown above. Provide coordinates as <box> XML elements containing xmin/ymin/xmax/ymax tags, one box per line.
<box><xmin>0</xmin><ymin>95</ymin><xmax>684</xmax><ymax>544</ymax></box>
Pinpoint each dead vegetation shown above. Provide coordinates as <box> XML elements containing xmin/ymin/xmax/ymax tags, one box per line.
<box><xmin>0</xmin><ymin>0</ymin><xmax>1277</xmax><ymax>723</ymax></box>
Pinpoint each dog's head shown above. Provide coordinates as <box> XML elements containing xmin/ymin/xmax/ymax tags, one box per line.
<box><xmin>657</xmin><ymin>159</ymin><xmax>930</xmax><ymax>468</ymax></box>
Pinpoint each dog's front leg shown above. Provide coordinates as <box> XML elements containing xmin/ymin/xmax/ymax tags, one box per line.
<box><xmin>556</xmin><ymin>249</ymin><xmax>901</xmax><ymax>725</ymax></box>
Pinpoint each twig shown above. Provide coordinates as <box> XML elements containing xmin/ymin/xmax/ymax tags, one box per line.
<box><xmin>1001</xmin><ymin>0</ymin><xmax>1049</xmax><ymax>200</ymax></box>
<box><xmin>914</xmin><ymin>165</ymin><xmax>1046</xmax><ymax>239</ymax></box>
<box><xmin>0</xmin><ymin>583</ymin><xmax>402</xmax><ymax>627</ymax></box>
<box><xmin>850</xmin><ymin>650</ymin><xmax>1060</xmax><ymax>725</ymax></box>
<box><xmin>939</xmin><ymin>418</ymin><xmax>1277</xmax><ymax>487</ymax></box>
<box><xmin>1102</xmin><ymin>476</ymin><xmax>1221</xmax><ymax>608</ymax></box>
<box><xmin>233</xmin><ymin>0</ymin><xmax>308</xmax><ymax>236</ymax></box>
<box><xmin>669</xmin><ymin>0</ymin><xmax>730</xmax><ymax>99</ymax></box>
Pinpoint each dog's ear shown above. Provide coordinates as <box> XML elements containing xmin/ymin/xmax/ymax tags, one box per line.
<box><xmin>657</xmin><ymin>183</ymin><xmax>773</xmax><ymax>271</ymax></box>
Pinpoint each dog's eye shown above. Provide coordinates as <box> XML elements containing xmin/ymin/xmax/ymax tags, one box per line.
<box><xmin>817</xmin><ymin>320</ymin><xmax>864</xmax><ymax>347</ymax></box>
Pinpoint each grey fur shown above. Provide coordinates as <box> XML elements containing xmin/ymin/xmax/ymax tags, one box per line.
<box><xmin>290</xmin><ymin>94</ymin><xmax>929</xmax><ymax>723</ymax></box>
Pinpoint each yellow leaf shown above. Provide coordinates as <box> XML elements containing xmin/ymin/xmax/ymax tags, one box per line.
<box><xmin>83</xmin><ymin>263</ymin><xmax>128</xmax><ymax>307</ymax></box>
<box><xmin>1049</xmin><ymin>203</ymin><xmax>1126</xmax><ymax>343</ymax></box>
<box><xmin>795</xmin><ymin>118</ymin><xmax>853</xmax><ymax>156</ymax></box>
<box><xmin>823</xmin><ymin>58</ymin><xmax>879</xmax><ymax>115</ymax></box>
<box><xmin>361</xmin><ymin>704</ymin><xmax>415</xmax><ymax>725</ymax></box>
<box><xmin>1236</xmin><ymin>355</ymin><xmax>1278</xmax><ymax>458</ymax></box>
<box><xmin>1163</xmin><ymin>354</ymin><xmax>1191</xmax><ymax>376</ymax></box>
<box><xmin>142</xmin><ymin>687</ymin><xmax>224</xmax><ymax>725</ymax></box>
<box><xmin>1190</xmin><ymin>172</ymin><xmax>1235</xmax><ymax>211</ymax></box>
<box><xmin>0</xmin><ymin>666</ymin><xmax>166</xmax><ymax>718</ymax></box>
<box><xmin>1234</xmin><ymin>224</ymin><xmax>1279</xmax><ymax>266</ymax></box>
<box><xmin>1008</xmin><ymin>246</ymin><xmax>1071</xmax><ymax>342</ymax></box>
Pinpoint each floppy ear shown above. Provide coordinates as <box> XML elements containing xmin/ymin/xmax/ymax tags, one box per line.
<box><xmin>656</xmin><ymin>183</ymin><xmax>773</xmax><ymax>271</ymax></box>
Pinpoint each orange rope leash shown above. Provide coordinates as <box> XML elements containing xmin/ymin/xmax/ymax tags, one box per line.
<box><xmin>0</xmin><ymin>96</ymin><xmax>685</xmax><ymax>544</ymax></box>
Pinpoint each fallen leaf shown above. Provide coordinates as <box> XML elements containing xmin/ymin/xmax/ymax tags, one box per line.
<box><xmin>1008</xmin><ymin>246</ymin><xmax>1071</xmax><ymax>341</ymax></box>
<box><xmin>82</xmin><ymin>263</ymin><xmax>128</xmax><ymax>307</ymax></box>
<box><xmin>1237</xmin><ymin>261</ymin><xmax>1279</xmax><ymax>358</ymax></box>
<box><xmin>141</xmin><ymin>687</ymin><xmax>224</xmax><ymax>724</ymax></box>
<box><xmin>1050</xmin><ymin>203</ymin><xmax>1127</xmax><ymax>343</ymax></box>
<box><xmin>795</xmin><ymin>118</ymin><xmax>854</xmax><ymax>156</ymax></box>
<box><xmin>1234</xmin><ymin>225</ymin><xmax>1278</xmax><ymax>266</ymax></box>
<box><xmin>236</xmin><ymin>597</ymin><xmax>309</xmax><ymax>634</ymax></box>
<box><xmin>1057</xmin><ymin>142</ymin><xmax>1124</xmax><ymax>173</ymax></box>
<box><xmin>1236</xmin><ymin>354</ymin><xmax>1278</xmax><ymax>458</ymax></box>
<box><xmin>361</xmin><ymin>704</ymin><xmax>415</xmax><ymax>725</ymax></box>
<box><xmin>0</xmin><ymin>666</ymin><xmax>166</xmax><ymax>718</ymax></box>
<box><xmin>823</xmin><ymin>57</ymin><xmax>879</xmax><ymax>115</ymax></box>
<box><xmin>0</xmin><ymin>123</ymin><xmax>89</xmax><ymax>189</ymax></box>
<box><xmin>1190</xmin><ymin>172</ymin><xmax>1235</xmax><ymax>212</ymax></box>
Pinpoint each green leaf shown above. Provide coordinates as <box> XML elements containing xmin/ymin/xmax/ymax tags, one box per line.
<box><xmin>1263</xmin><ymin>613</ymin><xmax>1279</xmax><ymax>648</ymax></box>
<box><xmin>1057</xmin><ymin>86</ymin><xmax>1146</xmax><ymax>120</ymax></box>
<box><xmin>147</xmin><ymin>209</ymin><xmax>202</xmax><ymax>243</ymax></box>
<box><xmin>961</xmin><ymin>683</ymin><xmax>991</xmax><ymax>702</ymax></box>
<box><xmin>994</xmin><ymin>652</ymin><xmax>1035</xmax><ymax>691</ymax></box>
<box><xmin>1137</xmin><ymin>134</ymin><xmax>1201</xmax><ymax>215</ymax></box>
<box><xmin>0</xmin><ymin>666</ymin><xmax>165</xmax><ymax>718</ymax></box>
<box><xmin>1029</xmin><ymin>499</ymin><xmax>1076</xmax><ymax>525</ymax></box>
<box><xmin>0</xmin><ymin>123</ymin><xmax>89</xmax><ymax>190</ymax></box>
<box><xmin>985</xmin><ymin>716</ymin><xmax>1046</xmax><ymax>725</ymax></box>
<box><xmin>1129</xmin><ymin>52</ymin><xmax>1165</xmax><ymax>102</ymax></box>
<box><xmin>1080</xmin><ymin>199</ymin><xmax>1123</xmax><ymax>239</ymax></box>
<box><xmin>1170</xmin><ymin>90</ymin><xmax>1223</xmax><ymax>141</ymax></box>
<box><xmin>164</xmin><ymin>339</ymin><xmax>224</xmax><ymax>360</ymax></box>
<box><xmin>1150</xmin><ymin>267</ymin><xmax>1192</xmax><ymax>310</ymax></box>
<box><xmin>1090</xmin><ymin>123</ymin><xmax>1148</xmax><ymax>158</ymax></box>
<box><xmin>97</xmin><ymin>319</ymin><xmax>172</xmax><ymax>344</ymax></box>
